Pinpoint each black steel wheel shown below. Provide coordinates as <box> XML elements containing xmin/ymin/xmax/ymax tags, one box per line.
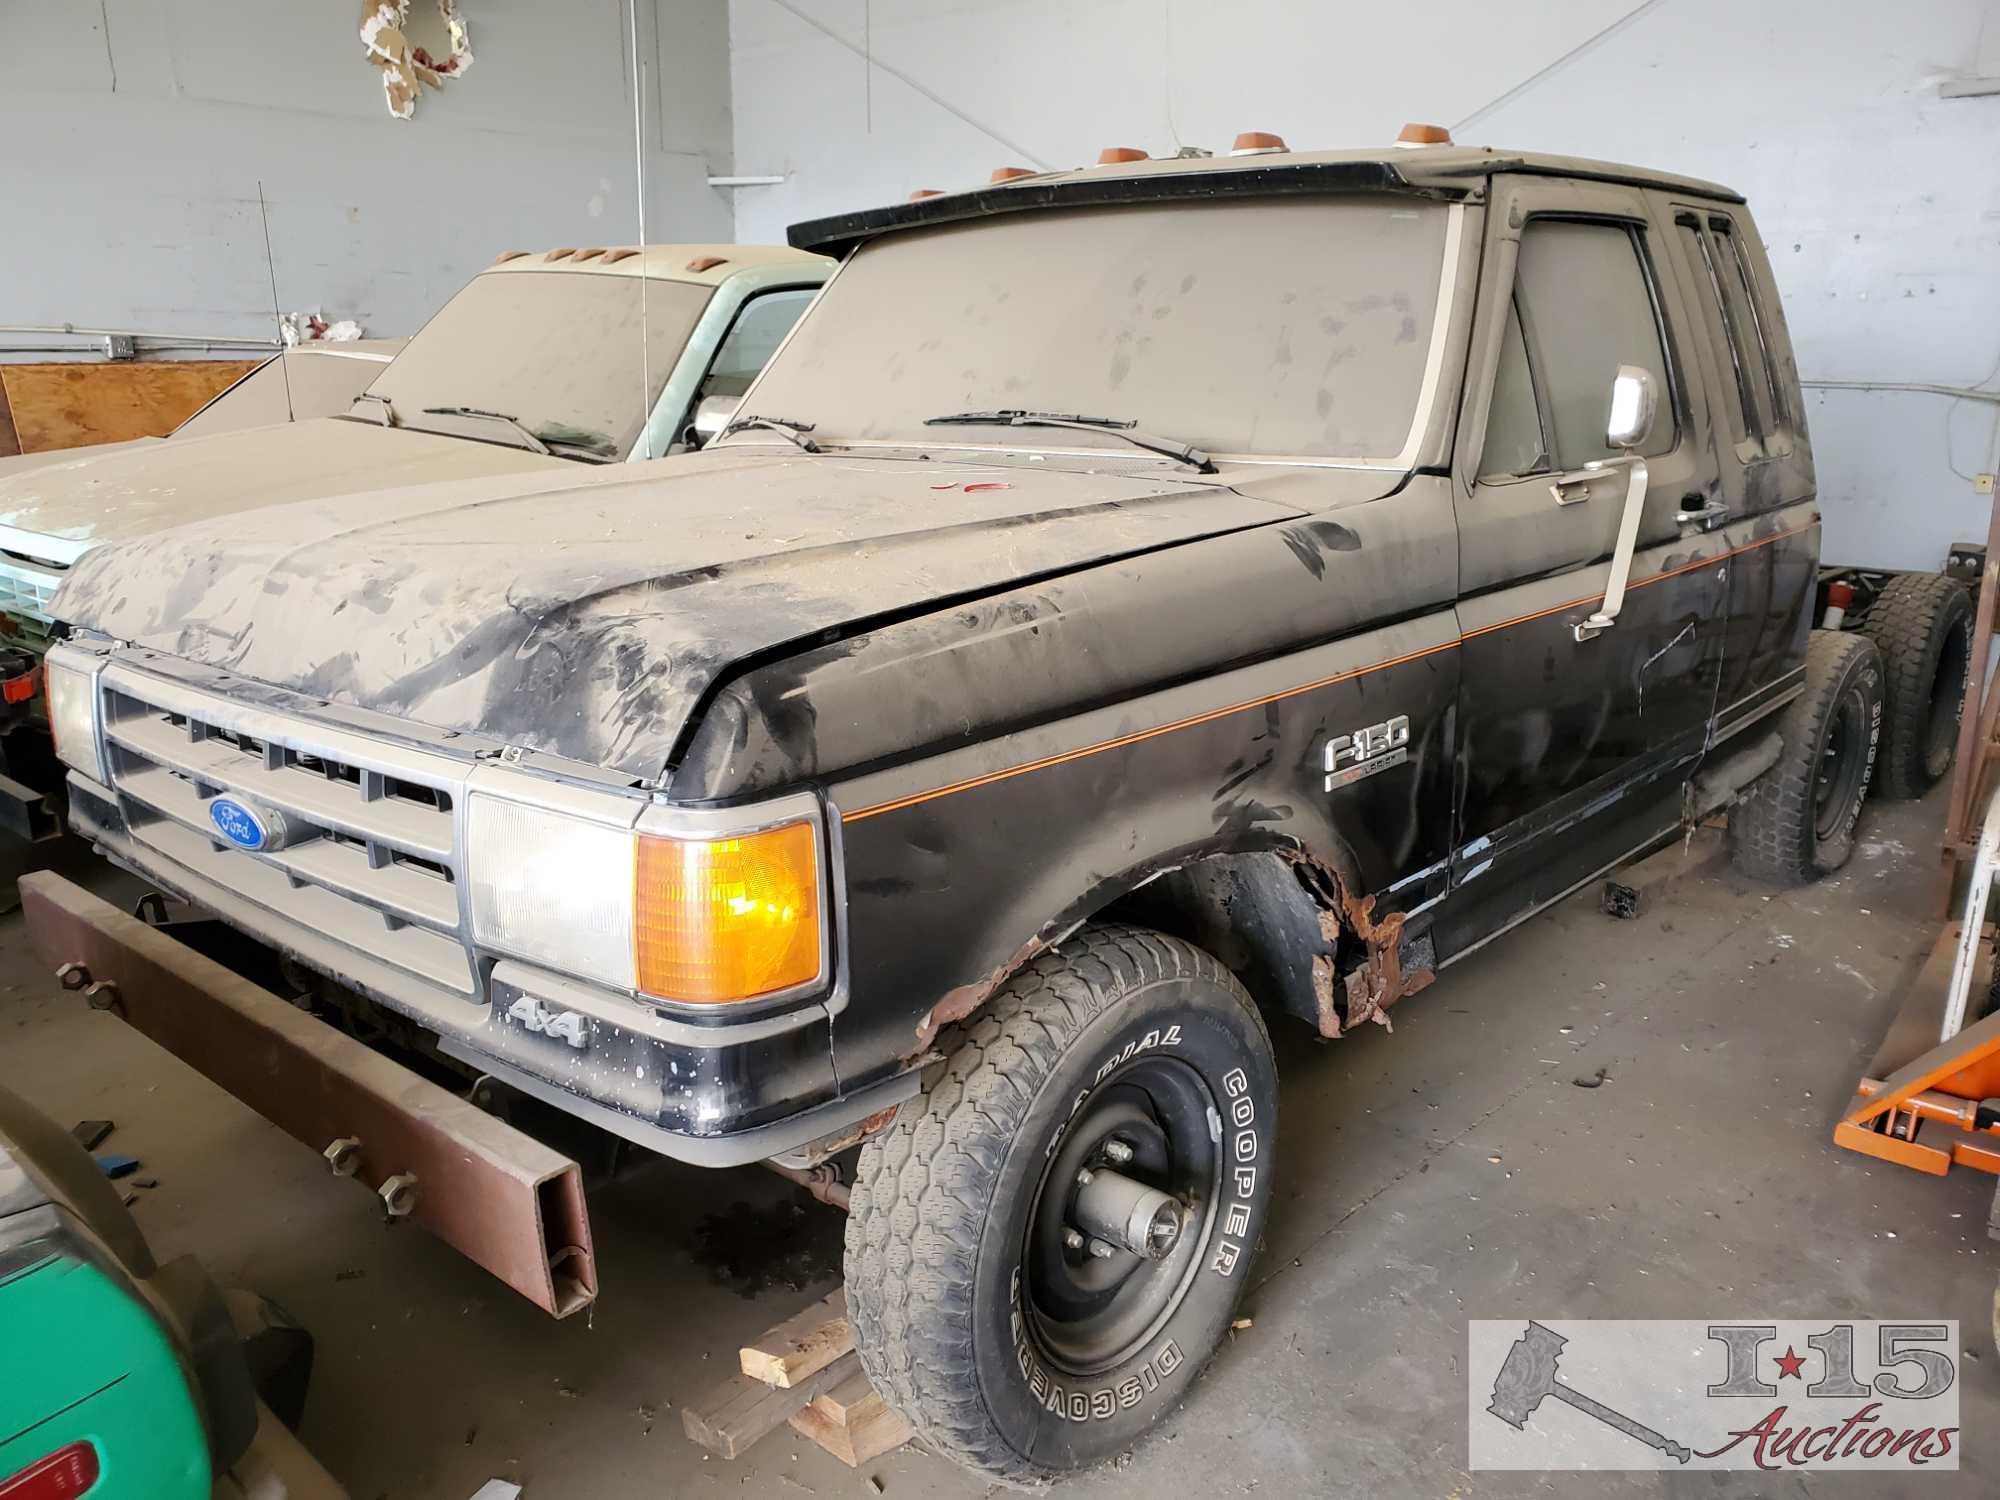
<box><xmin>1856</xmin><ymin>571</ymin><xmax>1972</xmax><ymax>799</ymax></box>
<box><xmin>1729</xmin><ymin>630</ymin><xmax>1883</xmax><ymax>884</ymax></box>
<box><xmin>844</xmin><ymin>925</ymin><xmax>1276</xmax><ymax>1482</ymax></box>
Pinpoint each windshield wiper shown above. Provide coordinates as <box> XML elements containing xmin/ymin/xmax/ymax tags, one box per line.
<box><xmin>720</xmin><ymin>414</ymin><xmax>822</xmax><ymax>453</ymax></box>
<box><xmin>924</xmin><ymin>409</ymin><xmax>1215</xmax><ymax>473</ymax></box>
<box><xmin>419</xmin><ymin>406</ymin><xmax>551</xmax><ymax>456</ymax></box>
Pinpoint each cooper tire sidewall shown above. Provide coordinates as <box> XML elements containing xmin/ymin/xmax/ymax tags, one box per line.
<box><xmin>970</xmin><ymin>976</ymin><xmax>1276</xmax><ymax>1470</ymax></box>
<box><xmin>1810</xmin><ymin>651</ymin><xmax>1882</xmax><ymax>872</ymax></box>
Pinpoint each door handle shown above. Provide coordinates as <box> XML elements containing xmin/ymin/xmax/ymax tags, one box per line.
<box><xmin>1674</xmin><ymin>495</ymin><xmax>1729</xmax><ymax>531</ymax></box>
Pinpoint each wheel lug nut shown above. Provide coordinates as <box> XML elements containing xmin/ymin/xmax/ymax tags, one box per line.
<box><xmin>1086</xmin><ymin>1237</ymin><xmax>1117</xmax><ymax>1260</ymax></box>
<box><xmin>1102</xmin><ymin>1139</ymin><xmax>1134</xmax><ymax>1165</ymax></box>
<box><xmin>1063</xmin><ymin>1228</ymin><xmax>1084</xmax><ymax>1253</ymax></box>
<box><xmin>1076</xmin><ymin>1166</ymin><xmax>1094</xmax><ymax>1187</ymax></box>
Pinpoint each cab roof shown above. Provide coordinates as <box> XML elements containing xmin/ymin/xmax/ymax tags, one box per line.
<box><xmin>788</xmin><ymin>143</ymin><xmax>1744</xmax><ymax>257</ymax></box>
<box><xmin>482</xmin><ymin>243</ymin><xmax>832</xmax><ymax>286</ymax></box>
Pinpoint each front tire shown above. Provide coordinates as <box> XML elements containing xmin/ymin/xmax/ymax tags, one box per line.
<box><xmin>1728</xmin><ymin>630</ymin><xmax>1883</xmax><ymax>883</ymax></box>
<box><xmin>845</xmin><ymin>925</ymin><xmax>1277</xmax><ymax>1482</ymax></box>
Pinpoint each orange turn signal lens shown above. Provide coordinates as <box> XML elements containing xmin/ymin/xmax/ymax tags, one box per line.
<box><xmin>634</xmin><ymin>821</ymin><xmax>822</xmax><ymax>1003</ymax></box>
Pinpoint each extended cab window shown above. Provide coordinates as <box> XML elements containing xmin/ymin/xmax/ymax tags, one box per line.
<box><xmin>1676</xmin><ymin>210</ymin><xmax>1786</xmax><ymax>451</ymax></box>
<box><xmin>1510</xmin><ymin>219</ymin><xmax>1675</xmax><ymax>469</ymax></box>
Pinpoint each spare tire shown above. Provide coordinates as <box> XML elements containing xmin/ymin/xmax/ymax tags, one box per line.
<box><xmin>1856</xmin><ymin>571</ymin><xmax>1972</xmax><ymax>799</ymax></box>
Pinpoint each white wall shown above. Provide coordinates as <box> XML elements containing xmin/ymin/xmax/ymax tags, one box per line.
<box><xmin>729</xmin><ymin>0</ymin><xmax>2000</xmax><ymax>568</ymax></box>
<box><xmin>0</xmin><ymin>0</ymin><xmax>736</xmax><ymax>341</ymax></box>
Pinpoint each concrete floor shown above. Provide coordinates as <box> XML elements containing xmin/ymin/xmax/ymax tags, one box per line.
<box><xmin>4</xmin><ymin>789</ymin><xmax>1995</xmax><ymax>1498</ymax></box>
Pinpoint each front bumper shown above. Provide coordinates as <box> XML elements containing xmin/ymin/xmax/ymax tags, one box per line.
<box><xmin>68</xmin><ymin>774</ymin><xmax>911</xmax><ymax>1166</ymax></box>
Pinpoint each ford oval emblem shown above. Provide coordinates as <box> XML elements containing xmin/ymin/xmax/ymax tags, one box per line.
<box><xmin>208</xmin><ymin>796</ymin><xmax>268</xmax><ymax>851</ymax></box>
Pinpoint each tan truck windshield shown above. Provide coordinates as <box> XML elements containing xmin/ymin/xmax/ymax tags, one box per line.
<box><xmin>362</xmin><ymin>271</ymin><xmax>710</xmax><ymax>459</ymax></box>
<box><xmin>738</xmin><ymin>196</ymin><xmax>1448</xmax><ymax>462</ymax></box>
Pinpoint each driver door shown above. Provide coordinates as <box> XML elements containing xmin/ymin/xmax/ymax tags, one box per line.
<box><xmin>1437</xmin><ymin>177</ymin><xmax>1730</xmax><ymax>958</ymax></box>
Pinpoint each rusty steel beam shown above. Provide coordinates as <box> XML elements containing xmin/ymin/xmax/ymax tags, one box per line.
<box><xmin>20</xmin><ymin>871</ymin><xmax>596</xmax><ymax>1318</ymax></box>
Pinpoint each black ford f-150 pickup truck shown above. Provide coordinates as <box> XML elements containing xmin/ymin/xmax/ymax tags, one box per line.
<box><xmin>39</xmin><ymin>134</ymin><xmax>1905</xmax><ymax>1480</ymax></box>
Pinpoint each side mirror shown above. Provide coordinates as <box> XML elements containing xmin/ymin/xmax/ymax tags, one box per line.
<box><xmin>1604</xmin><ymin>365</ymin><xmax>1657</xmax><ymax>451</ymax></box>
<box><xmin>687</xmin><ymin>393</ymin><xmax>740</xmax><ymax>448</ymax></box>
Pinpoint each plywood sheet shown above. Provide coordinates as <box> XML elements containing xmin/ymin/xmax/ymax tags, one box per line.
<box><xmin>0</xmin><ymin>360</ymin><xmax>259</xmax><ymax>452</ymax></box>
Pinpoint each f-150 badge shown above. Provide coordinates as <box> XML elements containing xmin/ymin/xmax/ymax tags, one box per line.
<box><xmin>1325</xmin><ymin>714</ymin><xmax>1410</xmax><ymax>790</ymax></box>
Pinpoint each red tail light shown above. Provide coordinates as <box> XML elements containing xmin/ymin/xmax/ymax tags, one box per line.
<box><xmin>0</xmin><ymin>1443</ymin><xmax>101</xmax><ymax>1499</ymax></box>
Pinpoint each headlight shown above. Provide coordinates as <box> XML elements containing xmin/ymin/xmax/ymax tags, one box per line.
<box><xmin>44</xmin><ymin>645</ymin><xmax>106</xmax><ymax>783</ymax></box>
<box><xmin>466</xmin><ymin>787</ymin><xmax>827</xmax><ymax>1007</ymax></box>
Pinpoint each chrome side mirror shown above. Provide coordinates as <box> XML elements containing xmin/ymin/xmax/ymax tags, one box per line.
<box><xmin>687</xmin><ymin>393</ymin><xmax>740</xmax><ymax>448</ymax></box>
<box><xmin>1605</xmin><ymin>365</ymin><xmax>1657</xmax><ymax>451</ymax></box>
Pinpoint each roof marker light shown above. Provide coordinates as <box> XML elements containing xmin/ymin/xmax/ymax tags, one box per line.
<box><xmin>600</xmin><ymin>248</ymin><xmax>640</xmax><ymax>263</ymax></box>
<box><xmin>492</xmin><ymin>250</ymin><xmax>530</xmax><ymax>264</ymax></box>
<box><xmin>685</xmin><ymin>255</ymin><xmax>728</xmax><ymax>272</ymax></box>
<box><xmin>1396</xmin><ymin>122</ymin><xmax>1453</xmax><ymax>147</ymax></box>
<box><xmin>1097</xmin><ymin>146</ymin><xmax>1148</xmax><ymax>164</ymax></box>
<box><xmin>908</xmin><ymin>188</ymin><xmax>944</xmax><ymax>200</ymax></box>
<box><xmin>1229</xmin><ymin>131</ymin><xmax>1287</xmax><ymax>155</ymax></box>
<box><xmin>989</xmin><ymin>166</ymin><xmax>1037</xmax><ymax>183</ymax></box>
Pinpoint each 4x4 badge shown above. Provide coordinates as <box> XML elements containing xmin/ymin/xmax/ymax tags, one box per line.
<box><xmin>1324</xmin><ymin>714</ymin><xmax>1410</xmax><ymax>791</ymax></box>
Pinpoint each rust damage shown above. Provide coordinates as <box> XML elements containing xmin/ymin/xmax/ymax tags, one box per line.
<box><xmin>912</xmin><ymin>934</ymin><xmax>1049</xmax><ymax>1051</ymax></box>
<box><xmin>1287</xmin><ymin>851</ymin><xmax>1434</xmax><ymax>1038</ymax></box>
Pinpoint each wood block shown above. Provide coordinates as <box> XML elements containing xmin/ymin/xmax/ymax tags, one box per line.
<box><xmin>0</xmin><ymin>360</ymin><xmax>256</xmax><ymax>453</ymax></box>
<box><xmin>739</xmin><ymin>1288</ymin><xmax>851</xmax><ymax>1389</ymax></box>
<box><xmin>681</xmin><ymin>1350</ymin><xmax>861</xmax><ymax>1459</ymax></box>
<box><xmin>787</xmin><ymin>1371</ymin><xmax>913</xmax><ymax>1468</ymax></box>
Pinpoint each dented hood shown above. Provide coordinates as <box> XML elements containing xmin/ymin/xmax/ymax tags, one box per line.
<box><xmin>0</xmin><ymin>418</ymin><xmax>564</xmax><ymax>564</ymax></box>
<box><xmin>55</xmin><ymin>448</ymin><xmax>1317</xmax><ymax>778</ymax></box>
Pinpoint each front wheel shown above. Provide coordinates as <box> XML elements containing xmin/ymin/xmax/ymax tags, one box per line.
<box><xmin>844</xmin><ymin>925</ymin><xmax>1277</xmax><ymax>1482</ymax></box>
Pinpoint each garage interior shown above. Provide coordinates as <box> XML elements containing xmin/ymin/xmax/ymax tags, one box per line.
<box><xmin>4</xmin><ymin>3</ymin><xmax>2000</xmax><ymax>1497</ymax></box>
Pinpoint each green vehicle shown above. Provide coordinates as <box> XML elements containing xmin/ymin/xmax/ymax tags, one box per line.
<box><xmin>0</xmin><ymin>1085</ymin><xmax>340</xmax><ymax>1498</ymax></box>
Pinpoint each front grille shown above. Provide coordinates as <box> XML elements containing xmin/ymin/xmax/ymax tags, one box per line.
<box><xmin>101</xmin><ymin>671</ymin><xmax>476</xmax><ymax>996</ymax></box>
<box><xmin>0</xmin><ymin>559</ymin><xmax>61</xmax><ymax>633</ymax></box>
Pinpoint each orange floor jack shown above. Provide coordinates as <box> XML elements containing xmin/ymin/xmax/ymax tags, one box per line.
<box><xmin>1834</xmin><ymin>510</ymin><xmax>2000</xmax><ymax>1338</ymax></box>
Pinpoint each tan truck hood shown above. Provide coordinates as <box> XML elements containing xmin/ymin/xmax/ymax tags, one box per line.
<box><xmin>53</xmin><ymin>448</ymin><xmax>1353</xmax><ymax>779</ymax></box>
<box><xmin>0</xmin><ymin>418</ymin><xmax>564</xmax><ymax>565</ymax></box>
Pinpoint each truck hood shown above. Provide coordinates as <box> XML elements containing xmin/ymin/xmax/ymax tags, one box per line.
<box><xmin>0</xmin><ymin>418</ymin><xmax>564</xmax><ymax>565</ymax></box>
<box><xmin>55</xmin><ymin>449</ymin><xmax>1365</xmax><ymax>778</ymax></box>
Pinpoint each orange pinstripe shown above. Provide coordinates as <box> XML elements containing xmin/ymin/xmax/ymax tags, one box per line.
<box><xmin>840</xmin><ymin>519</ymin><xmax>1815</xmax><ymax>823</ymax></box>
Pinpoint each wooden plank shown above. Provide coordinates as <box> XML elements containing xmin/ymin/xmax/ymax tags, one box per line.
<box><xmin>739</xmin><ymin>1289</ymin><xmax>851</xmax><ymax>1389</ymax></box>
<box><xmin>808</xmin><ymin>1368</ymin><xmax>883</xmax><ymax>1426</ymax></box>
<box><xmin>0</xmin><ymin>375</ymin><xmax>19</xmax><ymax>457</ymax></box>
<box><xmin>788</xmin><ymin>1371</ymin><xmax>913</xmax><ymax>1468</ymax></box>
<box><xmin>0</xmin><ymin>361</ymin><xmax>257</xmax><ymax>453</ymax></box>
<box><xmin>681</xmin><ymin>1350</ymin><xmax>861</xmax><ymax>1459</ymax></box>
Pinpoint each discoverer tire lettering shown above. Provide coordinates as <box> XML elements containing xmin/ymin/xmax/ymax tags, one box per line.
<box><xmin>843</xmin><ymin>924</ymin><xmax>1277</xmax><ymax>1481</ymax></box>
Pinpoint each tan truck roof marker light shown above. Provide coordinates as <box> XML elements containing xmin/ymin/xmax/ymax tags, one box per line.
<box><xmin>1097</xmin><ymin>147</ymin><xmax>1148</xmax><ymax>164</ymax></box>
<box><xmin>1229</xmin><ymin>131</ymin><xmax>1287</xmax><ymax>155</ymax></box>
<box><xmin>686</xmin><ymin>255</ymin><xmax>728</xmax><ymax>272</ymax></box>
<box><xmin>1396</xmin><ymin>122</ymin><xmax>1454</xmax><ymax>147</ymax></box>
<box><xmin>908</xmin><ymin>189</ymin><xmax>944</xmax><ymax>199</ymax></box>
<box><xmin>989</xmin><ymin>166</ymin><xmax>1037</xmax><ymax>182</ymax></box>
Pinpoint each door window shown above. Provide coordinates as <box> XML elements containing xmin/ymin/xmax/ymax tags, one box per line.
<box><xmin>1478</xmin><ymin>297</ymin><xmax>1549</xmax><ymax>478</ymax></box>
<box><xmin>698</xmin><ymin>286</ymin><xmax>818</xmax><ymax>405</ymax></box>
<box><xmin>1511</xmin><ymin>219</ymin><xmax>1675</xmax><ymax>467</ymax></box>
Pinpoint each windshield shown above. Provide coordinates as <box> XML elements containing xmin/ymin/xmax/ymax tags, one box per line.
<box><xmin>176</xmin><ymin>349</ymin><xmax>389</xmax><ymax>437</ymax></box>
<box><xmin>732</xmin><ymin>196</ymin><xmax>1449</xmax><ymax>462</ymax></box>
<box><xmin>360</xmin><ymin>271</ymin><xmax>710</xmax><ymax>459</ymax></box>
